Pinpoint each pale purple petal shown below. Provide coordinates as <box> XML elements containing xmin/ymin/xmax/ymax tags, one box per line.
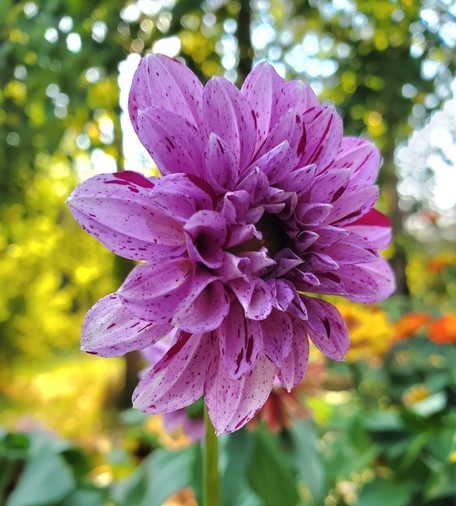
<box><xmin>203</xmin><ymin>77</ymin><xmax>256</xmax><ymax>169</ymax></box>
<box><xmin>133</xmin><ymin>332</ymin><xmax>214</xmax><ymax>413</ymax></box>
<box><xmin>119</xmin><ymin>261</ymin><xmax>195</xmax><ymax>322</ymax></box>
<box><xmin>302</xmin><ymin>296</ymin><xmax>349</xmax><ymax>361</ymax></box>
<box><xmin>204</xmin><ymin>133</ymin><xmax>239</xmax><ymax>192</ymax></box>
<box><xmin>81</xmin><ymin>294</ymin><xmax>172</xmax><ymax>357</ymax></box>
<box><xmin>205</xmin><ymin>354</ymin><xmax>275</xmax><ymax>434</ymax></box>
<box><xmin>309</xmin><ymin>169</ymin><xmax>350</xmax><ymax>204</ymax></box>
<box><xmin>218</xmin><ymin>301</ymin><xmax>263</xmax><ymax>378</ymax></box>
<box><xmin>356</xmin><ymin>257</ymin><xmax>396</xmax><ymax>302</ymax></box>
<box><xmin>138</xmin><ymin>107</ymin><xmax>206</xmax><ymax>177</ymax></box>
<box><xmin>261</xmin><ymin>310</ymin><xmax>293</xmax><ymax>365</ymax></box>
<box><xmin>173</xmin><ymin>281</ymin><xmax>230</xmax><ymax>333</ymax></box>
<box><xmin>330</xmin><ymin>137</ymin><xmax>380</xmax><ymax>187</ymax></box>
<box><xmin>184</xmin><ymin>210</ymin><xmax>228</xmax><ymax>268</ymax></box>
<box><xmin>288</xmin><ymin>80</ymin><xmax>319</xmax><ymax>117</ymax></box>
<box><xmin>346</xmin><ymin>209</ymin><xmax>392</xmax><ymax>249</ymax></box>
<box><xmin>277</xmin><ymin>318</ymin><xmax>309</xmax><ymax>391</ymax></box>
<box><xmin>67</xmin><ymin>172</ymin><xmax>185</xmax><ymax>261</ymax></box>
<box><xmin>241</xmin><ymin>62</ymin><xmax>293</xmax><ymax>149</ymax></box>
<box><xmin>129</xmin><ymin>53</ymin><xmax>203</xmax><ymax>133</ymax></box>
<box><xmin>300</xmin><ymin>106</ymin><xmax>343</xmax><ymax>170</ymax></box>
<box><xmin>328</xmin><ymin>185</ymin><xmax>379</xmax><ymax>225</ymax></box>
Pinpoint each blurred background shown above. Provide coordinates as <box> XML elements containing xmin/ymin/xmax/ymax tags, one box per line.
<box><xmin>0</xmin><ymin>0</ymin><xmax>455</xmax><ymax>505</ymax></box>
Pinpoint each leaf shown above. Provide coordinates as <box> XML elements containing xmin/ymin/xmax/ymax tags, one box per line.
<box><xmin>289</xmin><ymin>420</ymin><xmax>326</xmax><ymax>503</ymax></box>
<box><xmin>6</xmin><ymin>446</ymin><xmax>75</xmax><ymax>506</ymax></box>
<box><xmin>141</xmin><ymin>446</ymin><xmax>199</xmax><ymax>506</ymax></box>
<box><xmin>220</xmin><ymin>430</ymin><xmax>254</xmax><ymax>506</ymax></box>
<box><xmin>246</xmin><ymin>429</ymin><xmax>299</xmax><ymax>506</ymax></box>
<box><xmin>355</xmin><ymin>478</ymin><xmax>412</xmax><ymax>506</ymax></box>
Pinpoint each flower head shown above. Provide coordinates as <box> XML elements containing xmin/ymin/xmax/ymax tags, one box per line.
<box><xmin>68</xmin><ymin>54</ymin><xmax>394</xmax><ymax>434</ymax></box>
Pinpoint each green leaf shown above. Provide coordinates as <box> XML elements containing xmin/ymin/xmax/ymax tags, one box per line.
<box><xmin>141</xmin><ymin>446</ymin><xmax>198</xmax><ymax>506</ymax></box>
<box><xmin>290</xmin><ymin>420</ymin><xmax>326</xmax><ymax>503</ymax></box>
<box><xmin>355</xmin><ymin>478</ymin><xmax>413</xmax><ymax>506</ymax></box>
<box><xmin>220</xmin><ymin>430</ymin><xmax>254</xmax><ymax>506</ymax></box>
<box><xmin>247</xmin><ymin>429</ymin><xmax>299</xmax><ymax>506</ymax></box>
<box><xmin>112</xmin><ymin>464</ymin><xmax>147</xmax><ymax>506</ymax></box>
<box><xmin>63</xmin><ymin>488</ymin><xmax>109</xmax><ymax>506</ymax></box>
<box><xmin>6</xmin><ymin>446</ymin><xmax>75</xmax><ymax>506</ymax></box>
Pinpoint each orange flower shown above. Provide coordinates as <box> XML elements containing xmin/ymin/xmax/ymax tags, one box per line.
<box><xmin>428</xmin><ymin>315</ymin><xmax>456</xmax><ymax>345</ymax></box>
<box><xmin>427</xmin><ymin>252</ymin><xmax>456</xmax><ymax>274</ymax></box>
<box><xmin>393</xmin><ymin>313</ymin><xmax>431</xmax><ymax>341</ymax></box>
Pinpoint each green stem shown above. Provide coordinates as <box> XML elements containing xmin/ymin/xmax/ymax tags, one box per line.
<box><xmin>203</xmin><ymin>405</ymin><xmax>220</xmax><ymax>506</ymax></box>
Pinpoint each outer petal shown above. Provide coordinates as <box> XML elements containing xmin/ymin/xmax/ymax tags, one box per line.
<box><xmin>219</xmin><ymin>301</ymin><xmax>263</xmax><ymax>378</ymax></box>
<box><xmin>138</xmin><ymin>107</ymin><xmax>206</xmax><ymax>177</ymax></box>
<box><xmin>119</xmin><ymin>260</ymin><xmax>196</xmax><ymax>322</ymax></box>
<box><xmin>133</xmin><ymin>331</ymin><xmax>214</xmax><ymax>413</ymax></box>
<box><xmin>288</xmin><ymin>80</ymin><xmax>319</xmax><ymax>117</ymax></box>
<box><xmin>357</xmin><ymin>257</ymin><xmax>396</xmax><ymax>302</ymax></box>
<box><xmin>67</xmin><ymin>172</ymin><xmax>185</xmax><ymax>261</ymax></box>
<box><xmin>81</xmin><ymin>294</ymin><xmax>171</xmax><ymax>357</ymax></box>
<box><xmin>328</xmin><ymin>185</ymin><xmax>379</xmax><ymax>226</ymax></box>
<box><xmin>302</xmin><ymin>296</ymin><xmax>349</xmax><ymax>361</ymax></box>
<box><xmin>128</xmin><ymin>53</ymin><xmax>203</xmax><ymax>134</ymax></box>
<box><xmin>329</xmin><ymin>137</ymin><xmax>380</xmax><ymax>187</ymax></box>
<box><xmin>260</xmin><ymin>310</ymin><xmax>293</xmax><ymax>365</ymax></box>
<box><xmin>277</xmin><ymin>317</ymin><xmax>309</xmax><ymax>391</ymax></box>
<box><xmin>173</xmin><ymin>280</ymin><xmax>230</xmax><ymax>333</ymax></box>
<box><xmin>241</xmin><ymin>62</ymin><xmax>293</xmax><ymax>149</ymax></box>
<box><xmin>300</xmin><ymin>106</ymin><xmax>343</xmax><ymax>171</ymax></box>
<box><xmin>205</xmin><ymin>354</ymin><xmax>275</xmax><ymax>434</ymax></box>
<box><xmin>203</xmin><ymin>77</ymin><xmax>256</xmax><ymax>169</ymax></box>
<box><xmin>346</xmin><ymin>208</ymin><xmax>392</xmax><ymax>250</ymax></box>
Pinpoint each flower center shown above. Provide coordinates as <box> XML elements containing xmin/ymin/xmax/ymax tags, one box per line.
<box><xmin>228</xmin><ymin>213</ymin><xmax>288</xmax><ymax>258</ymax></box>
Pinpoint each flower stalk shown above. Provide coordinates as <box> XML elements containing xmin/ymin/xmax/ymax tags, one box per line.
<box><xmin>203</xmin><ymin>405</ymin><xmax>220</xmax><ymax>506</ymax></box>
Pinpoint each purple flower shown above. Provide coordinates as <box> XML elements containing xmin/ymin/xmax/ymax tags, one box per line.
<box><xmin>68</xmin><ymin>55</ymin><xmax>395</xmax><ymax>434</ymax></box>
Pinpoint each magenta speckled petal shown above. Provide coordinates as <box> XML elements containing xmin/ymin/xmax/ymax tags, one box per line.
<box><xmin>205</xmin><ymin>353</ymin><xmax>275</xmax><ymax>435</ymax></box>
<box><xmin>129</xmin><ymin>53</ymin><xmax>203</xmax><ymax>134</ymax></box>
<box><xmin>277</xmin><ymin>318</ymin><xmax>309</xmax><ymax>390</ymax></box>
<box><xmin>67</xmin><ymin>172</ymin><xmax>185</xmax><ymax>261</ymax></box>
<box><xmin>70</xmin><ymin>58</ymin><xmax>395</xmax><ymax>434</ymax></box>
<box><xmin>81</xmin><ymin>294</ymin><xmax>172</xmax><ymax>357</ymax></box>
<box><xmin>303</xmin><ymin>296</ymin><xmax>349</xmax><ymax>360</ymax></box>
<box><xmin>203</xmin><ymin>77</ymin><xmax>256</xmax><ymax>168</ymax></box>
<box><xmin>219</xmin><ymin>301</ymin><xmax>263</xmax><ymax>378</ymax></box>
<box><xmin>133</xmin><ymin>332</ymin><xmax>214</xmax><ymax>413</ymax></box>
<box><xmin>138</xmin><ymin>107</ymin><xmax>206</xmax><ymax>177</ymax></box>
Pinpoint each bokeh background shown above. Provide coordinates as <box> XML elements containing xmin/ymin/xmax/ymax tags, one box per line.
<box><xmin>1</xmin><ymin>0</ymin><xmax>455</xmax><ymax>505</ymax></box>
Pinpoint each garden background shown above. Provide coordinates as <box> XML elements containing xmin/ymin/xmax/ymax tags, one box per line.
<box><xmin>1</xmin><ymin>0</ymin><xmax>455</xmax><ymax>505</ymax></box>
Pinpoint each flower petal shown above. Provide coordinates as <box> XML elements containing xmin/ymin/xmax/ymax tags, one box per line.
<box><xmin>173</xmin><ymin>280</ymin><xmax>230</xmax><ymax>333</ymax></box>
<box><xmin>203</xmin><ymin>76</ymin><xmax>257</xmax><ymax>169</ymax></box>
<box><xmin>119</xmin><ymin>260</ymin><xmax>195</xmax><ymax>322</ymax></box>
<box><xmin>277</xmin><ymin>317</ymin><xmax>309</xmax><ymax>390</ymax></box>
<box><xmin>129</xmin><ymin>53</ymin><xmax>203</xmax><ymax>134</ymax></box>
<box><xmin>356</xmin><ymin>257</ymin><xmax>396</xmax><ymax>302</ymax></box>
<box><xmin>328</xmin><ymin>185</ymin><xmax>379</xmax><ymax>226</ymax></box>
<box><xmin>81</xmin><ymin>294</ymin><xmax>171</xmax><ymax>357</ymax></box>
<box><xmin>133</xmin><ymin>331</ymin><xmax>214</xmax><ymax>413</ymax></box>
<box><xmin>330</xmin><ymin>137</ymin><xmax>380</xmax><ymax>187</ymax></box>
<box><xmin>138</xmin><ymin>106</ymin><xmax>206</xmax><ymax>177</ymax></box>
<box><xmin>302</xmin><ymin>296</ymin><xmax>349</xmax><ymax>361</ymax></box>
<box><xmin>288</xmin><ymin>80</ymin><xmax>319</xmax><ymax>116</ymax></box>
<box><xmin>204</xmin><ymin>133</ymin><xmax>239</xmax><ymax>192</ymax></box>
<box><xmin>205</xmin><ymin>354</ymin><xmax>275</xmax><ymax>434</ymax></box>
<box><xmin>241</xmin><ymin>62</ymin><xmax>293</xmax><ymax>149</ymax></box>
<box><xmin>261</xmin><ymin>310</ymin><xmax>293</xmax><ymax>365</ymax></box>
<box><xmin>67</xmin><ymin>172</ymin><xmax>185</xmax><ymax>261</ymax></box>
<box><xmin>184</xmin><ymin>210</ymin><xmax>228</xmax><ymax>268</ymax></box>
<box><xmin>219</xmin><ymin>301</ymin><xmax>263</xmax><ymax>378</ymax></box>
<box><xmin>300</xmin><ymin>106</ymin><xmax>343</xmax><ymax>170</ymax></box>
<box><xmin>346</xmin><ymin>209</ymin><xmax>392</xmax><ymax>250</ymax></box>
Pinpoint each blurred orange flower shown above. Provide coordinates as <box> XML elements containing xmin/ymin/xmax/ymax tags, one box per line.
<box><xmin>393</xmin><ymin>312</ymin><xmax>431</xmax><ymax>341</ymax></box>
<box><xmin>428</xmin><ymin>315</ymin><xmax>456</xmax><ymax>345</ymax></box>
<box><xmin>427</xmin><ymin>252</ymin><xmax>456</xmax><ymax>274</ymax></box>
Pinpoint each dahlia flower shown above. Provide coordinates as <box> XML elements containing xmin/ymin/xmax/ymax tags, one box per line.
<box><xmin>68</xmin><ymin>54</ymin><xmax>394</xmax><ymax>434</ymax></box>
